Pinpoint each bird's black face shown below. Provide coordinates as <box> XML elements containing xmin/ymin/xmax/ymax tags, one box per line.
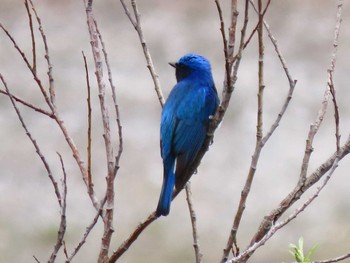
<box><xmin>171</xmin><ymin>62</ymin><xmax>192</xmax><ymax>82</ymax></box>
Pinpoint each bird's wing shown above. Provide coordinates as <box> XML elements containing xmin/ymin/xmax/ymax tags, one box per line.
<box><xmin>172</xmin><ymin>84</ymin><xmax>214</xmax><ymax>182</ymax></box>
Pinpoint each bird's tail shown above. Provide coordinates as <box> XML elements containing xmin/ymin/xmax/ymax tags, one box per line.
<box><xmin>156</xmin><ymin>167</ymin><xmax>175</xmax><ymax>217</ymax></box>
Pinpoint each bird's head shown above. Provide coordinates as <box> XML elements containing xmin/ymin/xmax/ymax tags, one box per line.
<box><xmin>169</xmin><ymin>53</ymin><xmax>213</xmax><ymax>82</ymax></box>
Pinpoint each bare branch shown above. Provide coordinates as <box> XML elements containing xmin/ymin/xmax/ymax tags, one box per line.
<box><xmin>120</xmin><ymin>0</ymin><xmax>164</xmax><ymax>107</ymax></box>
<box><xmin>229</xmin><ymin>148</ymin><xmax>343</xmax><ymax>263</ymax></box>
<box><xmin>66</xmin><ymin>197</ymin><xmax>106</xmax><ymax>263</ymax></box>
<box><xmin>24</xmin><ymin>0</ymin><xmax>36</xmax><ymax>74</ymax></box>
<box><xmin>33</xmin><ymin>255</ymin><xmax>41</xmax><ymax>263</ymax></box>
<box><xmin>48</xmin><ymin>153</ymin><xmax>68</xmax><ymax>263</ymax></box>
<box><xmin>108</xmin><ymin>212</ymin><xmax>158</xmax><ymax>263</ymax></box>
<box><xmin>327</xmin><ymin>0</ymin><xmax>343</xmax><ymax>153</ymax></box>
<box><xmin>28</xmin><ymin>0</ymin><xmax>56</xmax><ymax>106</ymax></box>
<box><xmin>83</xmin><ymin>1</ymin><xmax>116</xmax><ymax>260</ymax></box>
<box><xmin>247</xmin><ymin>1</ymin><xmax>345</xmax><ymax>256</ymax></box>
<box><xmin>0</xmin><ymin>73</ymin><xmax>62</xmax><ymax>207</ymax></box>
<box><xmin>0</xmin><ymin>89</ymin><xmax>54</xmax><ymax>118</ymax></box>
<box><xmin>313</xmin><ymin>252</ymin><xmax>350</xmax><ymax>263</ymax></box>
<box><xmin>0</xmin><ymin>22</ymin><xmax>54</xmax><ymax>111</ymax></box>
<box><xmin>243</xmin><ymin>0</ymin><xmax>271</xmax><ymax>50</ymax></box>
<box><xmin>185</xmin><ymin>183</ymin><xmax>202</xmax><ymax>263</ymax></box>
<box><xmin>95</xmin><ymin>21</ymin><xmax>124</xmax><ymax>177</ymax></box>
<box><xmin>249</xmin><ymin>0</ymin><xmax>297</xmax><ymax>146</ymax></box>
<box><xmin>82</xmin><ymin>51</ymin><xmax>94</xmax><ymax>195</ymax></box>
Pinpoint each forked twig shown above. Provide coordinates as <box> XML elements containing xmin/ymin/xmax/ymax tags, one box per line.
<box><xmin>228</xmin><ymin>150</ymin><xmax>343</xmax><ymax>263</ymax></box>
<box><xmin>66</xmin><ymin>197</ymin><xmax>106</xmax><ymax>263</ymax></box>
<box><xmin>48</xmin><ymin>153</ymin><xmax>68</xmax><ymax>263</ymax></box>
<box><xmin>0</xmin><ymin>89</ymin><xmax>54</xmax><ymax>118</ymax></box>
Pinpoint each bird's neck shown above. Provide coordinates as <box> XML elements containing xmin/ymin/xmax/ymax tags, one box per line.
<box><xmin>187</xmin><ymin>70</ymin><xmax>214</xmax><ymax>86</ymax></box>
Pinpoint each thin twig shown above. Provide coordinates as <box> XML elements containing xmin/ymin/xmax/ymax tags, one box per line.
<box><xmin>0</xmin><ymin>22</ymin><xmax>54</xmax><ymax>111</ymax></box>
<box><xmin>66</xmin><ymin>197</ymin><xmax>106</xmax><ymax>263</ymax></box>
<box><xmin>327</xmin><ymin>0</ymin><xmax>343</xmax><ymax>153</ymax></box>
<box><xmin>215</xmin><ymin>0</ymin><xmax>231</xmax><ymax>92</ymax></box>
<box><xmin>82</xmin><ymin>51</ymin><xmax>94</xmax><ymax>195</ymax></box>
<box><xmin>256</xmin><ymin>0</ymin><xmax>265</xmax><ymax>144</ymax></box>
<box><xmin>48</xmin><ymin>153</ymin><xmax>68</xmax><ymax>263</ymax></box>
<box><xmin>313</xmin><ymin>252</ymin><xmax>350</xmax><ymax>263</ymax></box>
<box><xmin>185</xmin><ymin>183</ymin><xmax>202</xmax><ymax>263</ymax></box>
<box><xmin>120</xmin><ymin>0</ymin><xmax>164</xmax><ymax>106</ymax></box>
<box><xmin>24</xmin><ymin>0</ymin><xmax>36</xmax><ymax>74</ymax></box>
<box><xmin>28</xmin><ymin>0</ymin><xmax>56</xmax><ymax>106</ymax></box>
<box><xmin>228</xmin><ymin>153</ymin><xmax>342</xmax><ymax>263</ymax></box>
<box><xmin>243</xmin><ymin>0</ymin><xmax>271</xmax><ymax>50</ymax></box>
<box><xmin>248</xmin><ymin>0</ymin><xmax>297</xmax><ymax>146</ymax></box>
<box><xmin>0</xmin><ymin>89</ymin><xmax>54</xmax><ymax>118</ymax></box>
<box><xmin>33</xmin><ymin>255</ymin><xmax>41</xmax><ymax>263</ymax></box>
<box><xmin>0</xmin><ymin>73</ymin><xmax>62</xmax><ymax>207</ymax></box>
<box><xmin>329</xmin><ymin>78</ymin><xmax>340</xmax><ymax>153</ymax></box>
<box><xmin>1</xmin><ymin>9</ymin><xmax>99</xmax><ymax>209</ymax></box>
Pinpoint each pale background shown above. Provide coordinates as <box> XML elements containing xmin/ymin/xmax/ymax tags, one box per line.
<box><xmin>1</xmin><ymin>0</ymin><xmax>350</xmax><ymax>262</ymax></box>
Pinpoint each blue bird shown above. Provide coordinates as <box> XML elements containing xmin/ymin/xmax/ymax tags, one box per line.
<box><xmin>156</xmin><ymin>53</ymin><xmax>219</xmax><ymax>217</ymax></box>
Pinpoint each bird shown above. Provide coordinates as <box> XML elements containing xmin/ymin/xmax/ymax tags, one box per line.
<box><xmin>156</xmin><ymin>53</ymin><xmax>219</xmax><ymax>217</ymax></box>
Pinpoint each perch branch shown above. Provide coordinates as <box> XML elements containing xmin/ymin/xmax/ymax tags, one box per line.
<box><xmin>185</xmin><ymin>183</ymin><xmax>202</xmax><ymax>263</ymax></box>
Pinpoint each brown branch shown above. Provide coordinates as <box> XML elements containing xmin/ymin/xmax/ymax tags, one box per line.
<box><xmin>313</xmin><ymin>251</ymin><xmax>350</xmax><ymax>263</ymax></box>
<box><xmin>82</xmin><ymin>51</ymin><xmax>94</xmax><ymax>195</ymax></box>
<box><xmin>237</xmin><ymin>135</ymin><xmax>350</xmax><ymax>263</ymax></box>
<box><xmin>229</xmin><ymin>152</ymin><xmax>342</xmax><ymax>263</ymax></box>
<box><xmin>24</xmin><ymin>0</ymin><xmax>36</xmax><ymax>74</ymax></box>
<box><xmin>0</xmin><ymin>89</ymin><xmax>54</xmax><ymax>118</ymax></box>
<box><xmin>49</xmin><ymin>153</ymin><xmax>68</xmax><ymax>263</ymax></box>
<box><xmin>28</xmin><ymin>0</ymin><xmax>56</xmax><ymax>106</ymax></box>
<box><xmin>1</xmin><ymin>16</ymin><xmax>100</xmax><ymax>211</ymax></box>
<box><xmin>243</xmin><ymin>0</ymin><xmax>271</xmax><ymax>50</ymax></box>
<box><xmin>66</xmin><ymin>197</ymin><xmax>106</xmax><ymax>263</ymax></box>
<box><xmin>0</xmin><ymin>22</ymin><xmax>54</xmax><ymax>111</ymax></box>
<box><xmin>120</xmin><ymin>0</ymin><xmax>165</xmax><ymax>107</ymax></box>
<box><xmin>33</xmin><ymin>255</ymin><xmax>41</xmax><ymax>263</ymax></box>
<box><xmin>256</xmin><ymin>0</ymin><xmax>265</xmax><ymax>144</ymax></box>
<box><xmin>0</xmin><ymin>73</ymin><xmax>62</xmax><ymax>207</ymax></box>
<box><xmin>83</xmin><ymin>1</ymin><xmax>115</xmax><ymax>261</ymax></box>
<box><xmin>185</xmin><ymin>183</ymin><xmax>202</xmax><ymax>263</ymax></box>
<box><xmin>108</xmin><ymin>212</ymin><xmax>158</xmax><ymax>262</ymax></box>
<box><xmin>214</xmin><ymin>0</ymin><xmax>231</xmax><ymax>92</ymax></box>
<box><xmin>329</xmin><ymin>78</ymin><xmax>340</xmax><ymax>153</ymax></box>
<box><xmin>327</xmin><ymin>0</ymin><xmax>343</xmax><ymax>154</ymax></box>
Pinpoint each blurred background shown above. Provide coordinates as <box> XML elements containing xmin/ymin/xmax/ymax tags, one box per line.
<box><xmin>1</xmin><ymin>0</ymin><xmax>350</xmax><ymax>262</ymax></box>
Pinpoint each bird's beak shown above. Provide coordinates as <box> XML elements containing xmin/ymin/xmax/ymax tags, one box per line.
<box><xmin>168</xmin><ymin>62</ymin><xmax>176</xmax><ymax>68</ymax></box>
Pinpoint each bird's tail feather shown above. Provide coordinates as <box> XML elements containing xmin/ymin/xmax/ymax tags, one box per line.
<box><xmin>156</xmin><ymin>170</ymin><xmax>175</xmax><ymax>217</ymax></box>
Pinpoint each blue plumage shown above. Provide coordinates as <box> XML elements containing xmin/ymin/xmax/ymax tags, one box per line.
<box><xmin>156</xmin><ymin>54</ymin><xmax>219</xmax><ymax>216</ymax></box>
